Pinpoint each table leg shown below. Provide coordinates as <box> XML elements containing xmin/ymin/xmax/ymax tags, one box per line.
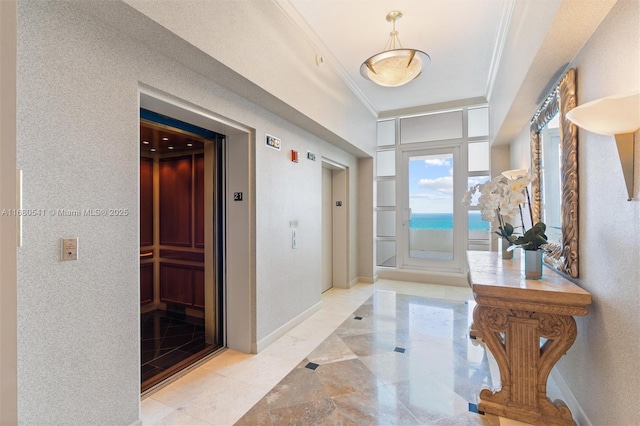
<box><xmin>473</xmin><ymin>304</ymin><xmax>578</xmax><ymax>425</ymax></box>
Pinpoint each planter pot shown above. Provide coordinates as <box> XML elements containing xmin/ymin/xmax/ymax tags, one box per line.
<box><xmin>522</xmin><ymin>250</ymin><xmax>543</xmax><ymax>279</ymax></box>
<box><xmin>499</xmin><ymin>237</ymin><xmax>513</xmax><ymax>259</ymax></box>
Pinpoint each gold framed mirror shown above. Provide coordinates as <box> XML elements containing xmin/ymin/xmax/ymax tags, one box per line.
<box><xmin>530</xmin><ymin>68</ymin><xmax>579</xmax><ymax>278</ymax></box>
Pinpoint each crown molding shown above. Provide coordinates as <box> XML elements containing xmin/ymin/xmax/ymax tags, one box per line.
<box><xmin>272</xmin><ymin>0</ymin><xmax>379</xmax><ymax>116</ymax></box>
<box><xmin>485</xmin><ymin>0</ymin><xmax>515</xmax><ymax>102</ymax></box>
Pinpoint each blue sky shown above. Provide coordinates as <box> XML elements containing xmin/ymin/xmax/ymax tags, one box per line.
<box><xmin>408</xmin><ymin>155</ymin><xmax>453</xmax><ymax>213</ymax></box>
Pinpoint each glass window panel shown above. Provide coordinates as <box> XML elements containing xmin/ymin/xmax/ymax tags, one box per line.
<box><xmin>468</xmin><ymin>211</ymin><xmax>490</xmax><ymax>251</ymax></box>
<box><xmin>377</xmin><ymin>180</ymin><xmax>396</xmax><ymax>207</ymax></box>
<box><xmin>468</xmin><ymin>141</ymin><xmax>489</xmax><ymax>172</ymax></box>
<box><xmin>468</xmin><ymin>211</ymin><xmax>490</xmax><ymax>236</ymax></box>
<box><xmin>377</xmin><ymin>211</ymin><xmax>396</xmax><ymax>237</ymax></box>
<box><xmin>407</xmin><ymin>153</ymin><xmax>454</xmax><ymax>260</ymax></box>
<box><xmin>466</xmin><ymin>175</ymin><xmax>489</xmax><ymax>206</ymax></box>
<box><xmin>376</xmin><ymin>240</ymin><xmax>396</xmax><ymax>267</ymax></box>
<box><xmin>376</xmin><ymin>150</ymin><xmax>395</xmax><ymax>177</ymax></box>
<box><xmin>468</xmin><ymin>107</ymin><xmax>489</xmax><ymax>137</ymax></box>
<box><xmin>377</xmin><ymin>120</ymin><xmax>395</xmax><ymax>146</ymax></box>
<box><xmin>400</xmin><ymin>110</ymin><xmax>462</xmax><ymax>144</ymax></box>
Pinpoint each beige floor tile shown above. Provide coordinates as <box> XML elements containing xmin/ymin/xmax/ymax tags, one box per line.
<box><xmin>141</xmin><ymin>280</ymin><xmax>545</xmax><ymax>426</ymax></box>
<box><xmin>150</xmin><ymin>408</ymin><xmax>211</xmax><ymax>425</ymax></box>
<box><xmin>140</xmin><ymin>397</ymin><xmax>175</xmax><ymax>425</ymax></box>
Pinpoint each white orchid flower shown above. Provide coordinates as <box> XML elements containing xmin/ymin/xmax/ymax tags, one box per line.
<box><xmin>461</xmin><ymin>184</ymin><xmax>479</xmax><ymax>206</ymax></box>
<box><xmin>502</xmin><ymin>168</ymin><xmax>528</xmax><ymax>180</ymax></box>
<box><xmin>508</xmin><ymin>176</ymin><xmax>530</xmax><ymax>193</ymax></box>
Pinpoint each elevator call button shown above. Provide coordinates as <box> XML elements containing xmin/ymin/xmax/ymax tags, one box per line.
<box><xmin>61</xmin><ymin>237</ymin><xmax>78</xmax><ymax>261</ymax></box>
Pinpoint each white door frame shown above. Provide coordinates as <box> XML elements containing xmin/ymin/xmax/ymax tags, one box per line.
<box><xmin>139</xmin><ymin>86</ymin><xmax>255</xmax><ymax>354</ymax></box>
<box><xmin>398</xmin><ymin>143</ymin><xmax>467</xmax><ymax>275</ymax></box>
<box><xmin>321</xmin><ymin>158</ymin><xmax>349</xmax><ymax>289</ymax></box>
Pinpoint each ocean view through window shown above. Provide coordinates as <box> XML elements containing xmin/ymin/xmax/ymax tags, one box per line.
<box><xmin>375</xmin><ymin>105</ymin><xmax>491</xmax><ymax>270</ymax></box>
<box><xmin>410</xmin><ymin>211</ymin><xmax>488</xmax><ymax>231</ymax></box>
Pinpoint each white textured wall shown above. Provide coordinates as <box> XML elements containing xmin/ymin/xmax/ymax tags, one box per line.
<box><xmin>120</xmin><ymin>0</ymin><xmax>376</xmax><ymax>157</ymax></box>
<box><xmin>16</xmin><ymin>1</ymin><xmax>373</xmax><ymax>423</ymax></box>
<box><xmin>509</xmin><ymin>124</ymin><xmax>531</xmax><ymax>171</ymax></box>
<box><xmin>17</xmin><ymin>2</ymin><xmax>140</xmax><ymax>423</ymax></box>
<box><xmin>562</xmin><ymin>1</ymin><xmax>639</xmax><ymax>424</ymax></box>
<box><xmin>510</xmin><ymin>1</ymin><xmax>640</xmax><ymax>423</ymax></box>
<box><xmin>253</xmin><ymin>119</ymin><xmax>360</xmax><ymax>340</ymax></box>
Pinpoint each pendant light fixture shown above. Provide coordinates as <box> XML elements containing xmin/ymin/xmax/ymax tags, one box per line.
<box><xmin>360</xmin><ymin>10</ymin><xmax>430</xmax><ymax>87</ymax></box>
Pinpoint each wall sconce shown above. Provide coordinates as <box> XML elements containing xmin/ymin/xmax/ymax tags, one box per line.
<box><xmin>566</xmin><ymin>92</ymin><xmax>640</xmax><ymax>201</ymax></box>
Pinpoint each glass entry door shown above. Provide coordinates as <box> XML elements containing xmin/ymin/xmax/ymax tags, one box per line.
<box><xmin>400</xmin><ymin>146</ymin><xmax>465</xmax><ymax>273</ymax></box>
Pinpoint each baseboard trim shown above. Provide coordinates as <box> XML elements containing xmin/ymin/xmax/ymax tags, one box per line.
<box><xmin>254</xmin><ymin>301</ymin><xmax>322</xmax><ymax>353</ymax></box>
<box><xmin>376</xmin><ymin>268</ymin><xmax>468</xmax><ymax>287</ymax></box>
<box><xmin>550</xmin><ymin>368</ymin><xmax>591</xmax><ymax>426</ymax></box>
<box><xmin>355</xmin><ymin>275</ymin><xmax>377</xmax><ymax>284</ymax></box>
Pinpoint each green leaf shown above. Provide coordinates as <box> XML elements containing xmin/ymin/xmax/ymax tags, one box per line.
<box><xmin>533</xmin><ymin>222</ymin><xmax>547</xmax><ymax>233</ymax></box>
<box><xmin>503</xmin><ymin>223</ymin><xmax>514</xmax><ymax>235</ymax></box>
<box><xmin>534</xmin><ymin>234</ymin><xmax>548</xmax><ymax>246</ymax></box>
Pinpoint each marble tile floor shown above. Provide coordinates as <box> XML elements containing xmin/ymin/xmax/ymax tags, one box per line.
<box><xmin>141</xmin><ymin>280</ymin><xmax>558</xmax><ymax>425</ymax></box>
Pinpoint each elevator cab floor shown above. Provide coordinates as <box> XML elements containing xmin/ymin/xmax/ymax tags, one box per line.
<box><xmin>141</xmin><ymin>310</ymin><xmax>217</xmax><ymax>391</ymax></box>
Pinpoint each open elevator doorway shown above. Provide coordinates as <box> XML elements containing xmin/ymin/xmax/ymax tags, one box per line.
<box><xmin>139</xmin><ymin>109</ymin><xmax>225</xmax><ymax>392</ymax></box>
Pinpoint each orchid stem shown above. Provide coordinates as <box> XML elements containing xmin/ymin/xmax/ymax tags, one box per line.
<box><xmin>524</xmin><ymin>186</ymin><xmax>537</xmax><ymax>250</ymax></box>
<box><xmin>525</xmin><ymin>186</ymin><xmax>535</xmax><ymax>225</ymax></box>
<box><xmin>496</xmin><ymin>207</ymin><xmax>504</xmax><ymax>230</ymax></box>
<box><xmin>518</xmin><ymin>204</ymin><xmax>526</xmax><ymax>231</ymax></box>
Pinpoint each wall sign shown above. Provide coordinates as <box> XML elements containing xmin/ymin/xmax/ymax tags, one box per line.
<box><xmin>307</xmin><ymin>151</ymin><xmax>316</xmax><ymax>162</ymax></box>
<box><xmin>234</xmin><ymin>192</ymin><xmax>243</xmax><ymax>201</ymax></box>
<box><xmin>266</xmin><ymin>134</ymin><xmax>281</xmax><ymax>150</ymax></box>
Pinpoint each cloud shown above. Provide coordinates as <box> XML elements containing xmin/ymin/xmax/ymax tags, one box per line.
<box><xmin>468</xmin><ymin>176</ymin><xmax>489</xmax><ymax>187</ymax></box>
<box><xmin>424</xmin><ymin>158</ymin><xmax>451</xmax><ymax>167</ymax></box>
<box><xmin>410</xmin><ymin>193</ymin><xmax>451</xmax><ymax>200</ymax></box>
<box><xmin>418</xmin><ymin>176</ymin><xmax>453</xmax><ymax>193</ymax></box>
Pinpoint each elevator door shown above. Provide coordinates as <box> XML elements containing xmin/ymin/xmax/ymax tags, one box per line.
<box><xmin>139</xmin><ymin>112</ymin><xmax>224</xmax><ymax>392</ymax></box>
<box><xmin>321</xmin><ymin>161</ymin><xmax>348</xmax><ymax>290</ymax></box>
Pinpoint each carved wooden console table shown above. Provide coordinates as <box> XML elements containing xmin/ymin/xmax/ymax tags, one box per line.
<box><xmin>467</xmin><ymin>251</ymin><xmax>591</xmax><ymax>426</ymax></box>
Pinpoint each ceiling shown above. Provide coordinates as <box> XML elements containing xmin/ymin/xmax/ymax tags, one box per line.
<box><xmin>279</xmin><ymin>0</ymin><xmax>508</xmax><ymax>113</ymax></box>
<box><xmin>140</xmin><ymin>121</ymin><xmax>205</xmax><ymax>155</ymax></box>
<box><xmin>80</xmin><ymin>0</ymin><xmax>616</xmax><ymax>150</ymax></box>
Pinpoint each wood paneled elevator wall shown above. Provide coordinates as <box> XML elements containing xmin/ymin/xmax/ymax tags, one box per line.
<box><xmin>140</xmin><ymin>122</ymin><xmax>207</xmax><ymax>316</ymax></box>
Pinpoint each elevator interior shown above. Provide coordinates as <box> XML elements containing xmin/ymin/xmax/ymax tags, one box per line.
<box><xmin>139</xmin><ymin>111</ymin><xmax>224</xmax><ymax>392</ymax></box>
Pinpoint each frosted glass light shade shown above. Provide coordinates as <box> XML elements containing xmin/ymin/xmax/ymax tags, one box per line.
<box><xmin>566</xmin><ymin>92</ymin><xmax>639</xmax><ymax>200</ymax></box>
<box><xmin>565</xmin><ymin>92</ymin><xmax>640</xmax><ymax>135</ymax></box>
<box><xmin>360</xmin><ymin>49</ymin><xmax>430</xmax><ymax>87</ymax></box>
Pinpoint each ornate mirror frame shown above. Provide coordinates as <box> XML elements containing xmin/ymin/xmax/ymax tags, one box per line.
<box><xmin>530</xmin><ymin>68</ymin><xmax>579</xmax><ymax>278</ymax></box>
